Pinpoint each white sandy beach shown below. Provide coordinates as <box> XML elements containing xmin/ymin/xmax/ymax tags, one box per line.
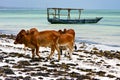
<box><xmin>0</xmin><ymin>37</ymin><xmax>120</xmax><ymax>80</ymax></box>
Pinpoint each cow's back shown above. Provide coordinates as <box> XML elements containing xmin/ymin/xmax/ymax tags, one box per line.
<box><xmin>34</xmin><ymin>30</ymin><xmax>60</xmax><ymax>47</ymax></box>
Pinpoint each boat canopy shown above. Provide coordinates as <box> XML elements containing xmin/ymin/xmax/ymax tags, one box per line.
<box><xmin>47</xmin><ymin>8</ymin><xmax>84</xmax><ymax>20</ymax></box>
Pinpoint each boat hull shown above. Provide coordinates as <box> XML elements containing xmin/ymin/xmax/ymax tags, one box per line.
<box><xmin>48</xmin><ymin>17</ymin><xmax>103</xmax><ymax>24</ymax></box>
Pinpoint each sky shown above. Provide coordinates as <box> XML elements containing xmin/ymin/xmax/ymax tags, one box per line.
<box><xmin>0</xmin><ymin>0</ymin><xmax>120</xmax><ymax>9</ymax></box>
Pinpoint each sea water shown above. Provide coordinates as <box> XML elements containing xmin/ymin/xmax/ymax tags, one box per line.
<box><xmin>0</xmin><ymin>9</ymin><xmax>120</xmax><ymax>47</ymax></box>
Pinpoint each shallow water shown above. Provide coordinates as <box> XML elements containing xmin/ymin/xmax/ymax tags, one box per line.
<box><xmin>0</xmin><ymin>9</ymin><xmax>120</xmax><ymax>47</ymax></box>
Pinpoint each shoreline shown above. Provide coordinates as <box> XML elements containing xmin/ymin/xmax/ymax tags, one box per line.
<box><xmin>0</xmin><ymin>34</ymin><xmax>120</xmax><ymax>80</ymax></box>
<box><xmin>1</xmin><ymin>32</ymin><xmax>120</xmax><ymax>48</ymax></box>
<box><xmin>76</xmin><ymin>39</ymin><xmax>120</xmax><ymax>48</ymax></box>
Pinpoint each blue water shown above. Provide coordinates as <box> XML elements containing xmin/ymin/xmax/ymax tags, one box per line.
<box><xmin>0</xmin><ymin>9</ymin><xmax>120</xmax><ymax>47</ymax></box>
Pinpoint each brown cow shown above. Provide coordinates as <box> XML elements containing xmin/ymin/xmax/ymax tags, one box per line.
<box><xmin>14</xmin><ymin>28</ymin><xmax>61</xmax><ymax>60</ymax></box>
<box><xmin>65</xmin><ymin>29</ymin><xmax>77</xmax><ymax>50</ymax></box>
<box><xmin>57</xmin><ymin>29</ymin><xmax>75</xmax><ymax>59</ymax></box>
<box><xmin>64</xmin><ymin>29</ymin><xmax>76</xmax><ymax>50</ymax></box>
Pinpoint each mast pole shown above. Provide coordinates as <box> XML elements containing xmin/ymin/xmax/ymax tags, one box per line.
<box><xmin>54</xmin><ymin>9</ymin><xmax>57</xmax><ymax>18</ymax></box>
<box><xmin>47</xmin><ymin>8</ymin><xmax>49</xmax><ymax>20</ymax></box>
<box><xmin>58</xmin><ymin>9</ymin><xmax>60</xmax><ymax>19</ymax></box>
<box><xmin>78</xmin><ymin>9</ymin><xmax>81</xmax><ymax>20</ymax></box>
<box><xmin>68</xmin><ymin>9</ymin><xmax>71</xmax><ymax>20</ymax></box>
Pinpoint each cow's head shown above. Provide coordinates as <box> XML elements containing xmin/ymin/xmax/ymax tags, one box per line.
<box><xmin>14</xmin><ymin>29</ymin><xmax>27</xmax><ymax>44</ymax></box>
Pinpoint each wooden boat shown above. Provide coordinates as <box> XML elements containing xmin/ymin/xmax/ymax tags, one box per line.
<box><xmin>47</xmin><ymin>8</ymin><xmax>103</xmax><ymax>24</ymax></box>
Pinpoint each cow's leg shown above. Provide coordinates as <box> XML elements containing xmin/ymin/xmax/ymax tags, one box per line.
<box><xmin>36</xmin><ymin>46</ymin><xmax>40</xmax><ymax>58</ymax></box>
<box><xmin>55</xmin><ymin>45</ymin><xmax>61</xmax><ymax>60</ymax></box>
<box><xmin>48</xmin><ymin>45</ymin><xmax>55</xmax><ymax>59</ymax></box>
<box><xmin>32</xmin><ymin>49</ymin><xmax>35</xmax><ymax>59</ymax></box>
<box><xmin>59</xmin><ymin>46</ymin><xmax>63</xmax><ymax>55</ymax></box>
<box><xmin>68</xmin><ymin>44</ymin><xmax>73</xmax><ymax>60</ymax></box>
<box><xmin>68</xmin><ymin>48</ymin><xmax>72</xmax><ymax>60</ymax></box>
